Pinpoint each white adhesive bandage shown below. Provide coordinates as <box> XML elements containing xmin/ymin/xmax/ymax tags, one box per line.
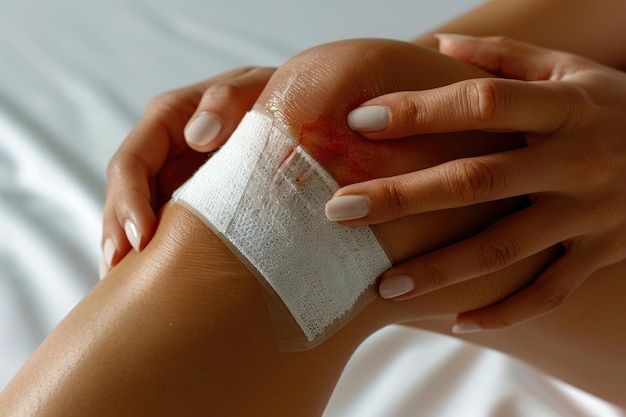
<box><xmin>173</xmin><ymin>109</ymin><xmax>391</xmax><ymax>346</ymax></box>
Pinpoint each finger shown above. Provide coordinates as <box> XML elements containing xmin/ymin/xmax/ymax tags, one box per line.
<box><xmin>436</xmin><ymin>35</ymin><xmax>580</xmax><ymax>82</ymax></box>
<box><xmin>103</xmin><ymin>106</ymin><xmax>183</xmax><ymax>259</ymax></box>
<box><xmin>101</xmin><ymin>79</ymin><xmax>211</xmax><ymax>270</ymax></box>
<box><xmin>452</xmin><ymin>241</ymin><xmax>612</xmax><ymax>332</ymax></box>
<box><xmin>105</xmin><ymin>148</ymin><xmax>157</xmax><ymax>249</ymax></box>
<box><xmin>327</xmin><ymin>146</ymin><xmax>556</xmax><ymax>225</ymax></box>
<box><xmin>184</xmin><ymin>67</ymin><xmax>276</xmax><ymax>151</ymax></box>
<box><xmin>101</xmin><ymin>68</ymin><xmax>263</xmax><ymax>267</ymax></box>
<box><xmin>347</xmin><ymin>77</ymin><xmax>576</xmax><ymax>139</ymax></box>
<box><xmin>377</xmin><ymin>200</ymin><xmax>578</xmax><ymax>300</ymax></box>
<box><xmin>100</xmin><ymin>188</ymin><xmax>134</xmax><ymax>278</ymax></box>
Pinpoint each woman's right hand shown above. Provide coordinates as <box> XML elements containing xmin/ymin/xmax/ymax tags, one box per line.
<box><xmin>100</xmin><ymin>67</ymin><xmax>276</xmax><ymax>278</ymax></box>
<box><xmin>332</xmin><ymin>36</ymin><xmax>626</xmax><ymax>330</ymax></box>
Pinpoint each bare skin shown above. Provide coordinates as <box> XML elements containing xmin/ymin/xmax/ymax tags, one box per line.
<box><xmin>1</xmin><ymin>39</ymin><xmax>624</xmax><ymax>416</ymax></box>
<box><xmin>100</xmin><ymin>0</ymin><xmax>626</xmax><ymax>330</ymax></box>
<box><xmin>102</xmin><ymin>0</ymin><xmax>626</xmax><ymax>270</ymax></box>
<box><xmin>337</xmin><ymin>35</ymin><xmax>626</xmax><ymax>330</ymax></box>
<box><xmin>414</xmin><ymin>0</ymin><xmax>626</xmax><ymax>70</ymax></box>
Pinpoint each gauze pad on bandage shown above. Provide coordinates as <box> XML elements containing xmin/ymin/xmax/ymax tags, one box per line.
<box><xmin>173</xmin><ymin>108</ymin><xmax>391</xmax><ymax>349</ymax></box>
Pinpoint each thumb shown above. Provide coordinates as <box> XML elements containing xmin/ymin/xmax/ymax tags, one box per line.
<box><xmin>184</xmin><ymin>67</ymin><xmax>275</xmax><ymax>152</ymax></box>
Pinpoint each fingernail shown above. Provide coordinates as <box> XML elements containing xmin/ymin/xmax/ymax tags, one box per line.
<box><xmin>325</xmin><ymin>195</ymin><xmax>370</xmax><ymax>221</ymax></box>
<box><xmin>98</xmin><ymin>257</ymin><xmax>109</xmax><ymax>280</ymax></box>
<box><xmin>379</xmin><ymin>275</ymin><xmax>414</xmax><ymax>299</ymax></box>
<box><xmin>103</xmin><ymin>238</ymin><xmax>116</xmax><ymax>268</ymax></box>
<box><xmin>185</xmin><ymin>112</ymin><xmax>223</xmax><ymax>147</ymax></box>
<box><xmin>452</xmin><ymin>320</ymin><xmax>483</xmax><ymax>334</ymax></box>
<box><xmin>124</xmin><ymin>220</ymin><xmax>142</xmax><ymax>252</ymax></box>
<box><xmin>347</xmin><ymin>106</ymin><xmax>389</xmax><ymax>132</ymax></box>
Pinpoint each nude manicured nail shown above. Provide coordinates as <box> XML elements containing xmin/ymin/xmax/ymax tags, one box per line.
<box><xmin>103</xmin><ymin>238</ymin><xmax>116</xmax><ymax>268</ymax></box>
<box><xmin>452</xmin><ymin>320</ymin><xmax>483</xmax><ymax>334</ymax></box>
<box><xmin>379</xmin><ymin>275</ymin><xmax>414</xmax><ymax>299</ymax></box>
<box><xmin>124</xmin><ymin>220</ymin><xmax>142</xmax><ymax>252</ymax></box>
<box><xmin>347</xmin><ymin>106</ymin><xmax>389</xmax><ymax>132</ymax></box>
<box><xmin>185</xmin><ymin>112</ymin><xmax>222</xmax><ymax>147</ymax></box>
<box><xmin>325</xmin><ymin>195</ymin><xmax>370</xmax><ymax>221</ymax></box>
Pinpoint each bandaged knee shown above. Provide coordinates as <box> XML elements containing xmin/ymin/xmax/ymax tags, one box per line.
<box><xmin>172</xmin><ymin>108</ymin><xmax>391</xmax><ymax>350</ymax></box>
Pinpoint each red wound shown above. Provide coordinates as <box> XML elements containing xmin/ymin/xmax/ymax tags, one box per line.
<box><xmin>299</xmin><ymin>115</ymin><xmax>390</xmax><ymax>186</ymax></box>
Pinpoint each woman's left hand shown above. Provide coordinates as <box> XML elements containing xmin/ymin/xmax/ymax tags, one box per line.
<box><xmin>327</xmin><ymin>35</ymin><xmax>626</xmax><ymax>332</ymax></box>
<box><xmin>102</xmin><ymin>67</ymin><xmax>275</xmax><ymax>278</ymax></box>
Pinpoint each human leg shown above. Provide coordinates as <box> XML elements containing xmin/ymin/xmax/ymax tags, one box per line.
<box><xmin>1</xmin><ymin>39</ymin><xmax>623</xmax><ymax>415</ymax></box>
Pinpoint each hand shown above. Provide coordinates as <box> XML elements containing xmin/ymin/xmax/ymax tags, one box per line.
<box><xmin>329</xmin><ymin>35</ymin><xmax>626</xmax><ymax>331</ymax></box>
<box><xmin>101</xmin><ymin>67</ymin><xmax>275</xmax><ymax>278</ymax></box>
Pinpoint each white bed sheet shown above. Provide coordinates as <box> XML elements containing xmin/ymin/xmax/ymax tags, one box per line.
<box><xmin>0</xmin><ymin>1</ymin><xmax>623</xmax><ymax>415</ymax></box>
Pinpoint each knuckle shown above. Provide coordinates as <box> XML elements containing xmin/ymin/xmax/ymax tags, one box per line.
<box><xmin>144</xmin><ymin>89</ymin><xmax>194</xmax><ymax>127</ymax></box>
<box><xmin>395</xmin><ymin>94</ymin><xmax>423</xmax><ymax>132</ymax></box>
<box><xmin>557</xmin><ymin>85</ymin><xmax>594</xmax><ymax>129</ymax></box>
<box><xmin>106</xmin><ymin>152</ymin><xmax>125</xmax><ymax>182</ymax></box>
<box><xmin>476</xmin><ymin>232</ymin><xmax>520</xmax><ymax>271</ymax></box>
<box><xmin>380</xmin><ymin>179</ymin><xmax>411</xmax><ymax>218</ymax></box>
<box><xmin>422</xmin><ymin>262</ymin><xmax>450</xmax><ymax>290</ymax></box>
<box><xmin>202</xmin><ymin>81</ymin><xmax>242</xmax><ymax>104</ymax></box>
<box><xmin>447</xmin><ymin>159</ymin><xmax>506</xmax><ymax>204</ymax></box>
<box><xmin>464</xmin><ymin>78</ymin><xmax>500</xmax><ymax>123</ymax></box>
<box><xmin>106</xmin><ymin>150</ymin><xmax>146</xmax><ymax>187</ymax></box>
<box><xmin>144</xmin><ymin>92</ymin><xmax>166</xmax><ymax>113</ymax></box>
<box><xmin>145</xmin><ymin>90</ymin><xmax>178</xmax><ymax>114</ymax></box>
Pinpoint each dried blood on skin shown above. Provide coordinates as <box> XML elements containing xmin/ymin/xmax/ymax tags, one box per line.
<box><xmin>298</xmin><ymin>115</ymin><xmax>390</xmax><ymax>186</ymax></box>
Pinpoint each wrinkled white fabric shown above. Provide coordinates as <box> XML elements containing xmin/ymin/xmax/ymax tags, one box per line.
<box><xmin>173</xmin><ymin>109</ymin><xmax>391</xmax><ymax>342</ymax></box>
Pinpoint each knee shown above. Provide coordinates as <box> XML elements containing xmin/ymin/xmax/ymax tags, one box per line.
<box><xmin>257</xmin><ymin>39</ymin><xmax>439</xmax><ymax>130</ymax></box>
<box><xmin>255</xmin><ymin>39</ymin><xmax>449</xmax><ymax>185</ymax></box>
<box><xmin>257</xmin><ymin>38</ymin><xmax>492</xmax><ymax>131</ymax></box>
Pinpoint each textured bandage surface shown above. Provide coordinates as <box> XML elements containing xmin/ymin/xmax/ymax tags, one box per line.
<box><xmin>173</xmin><ymin>109</ymin><xmax>391</xmax><ymax>343</ymax></box>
